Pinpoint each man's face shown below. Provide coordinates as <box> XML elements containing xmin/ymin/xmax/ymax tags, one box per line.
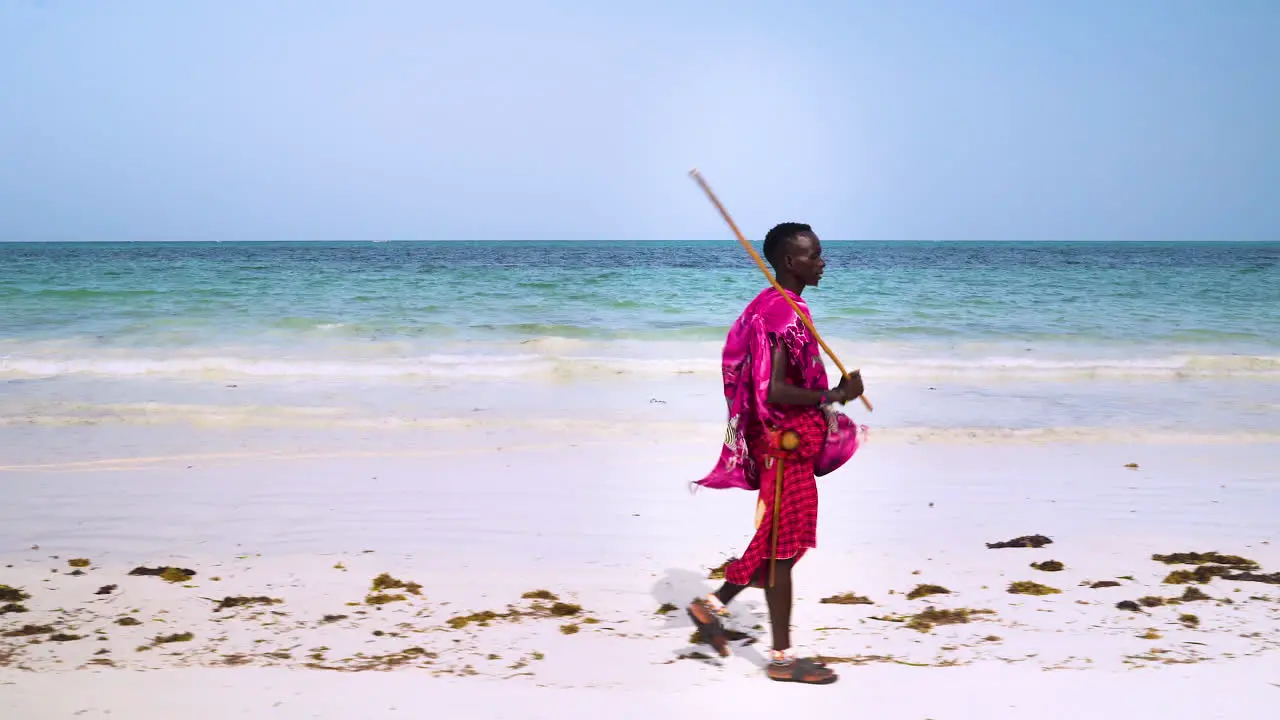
<box><xmin>785</xmin><ymin>233</ymin><xmax>826</xmax><ymax>287</ymax></box>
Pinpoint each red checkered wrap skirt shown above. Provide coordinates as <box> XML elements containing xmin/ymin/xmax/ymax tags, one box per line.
<box><xmin>723</xmin><ymin>408</ymin><xmax>828</xmax><ymax>587</ymax></box>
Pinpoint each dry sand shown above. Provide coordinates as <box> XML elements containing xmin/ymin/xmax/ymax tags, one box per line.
<box><xmin>2</xmin><ymin>419</ymin><xmax>1278</xmax><ymax>718</ymax></box>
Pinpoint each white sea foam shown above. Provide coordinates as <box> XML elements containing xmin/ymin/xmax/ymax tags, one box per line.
<box><xmin>1</xmin><ymin>343</ymin><xmax>1278</xmax><ymax>382</ymax></box>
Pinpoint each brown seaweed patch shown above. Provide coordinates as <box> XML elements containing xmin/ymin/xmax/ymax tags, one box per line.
<box><xmin>1163</xmin><ymin>566</ymin><xmax>1231</xmax><ymax>585</ymax></box>
<box><xmin>1115</xmin><ymin>600</ymin><xmax>1142</xmax><ymax>612</ymax></box>
<box><xmin>820</xmin><ymin>592</ymin><xmax>874</xmax><ymax>605</ymax></box>
<box><xmin>1139</xmin><ymin>629</ymin><xmax>1162</xmax><ymax>640</ymax></box>
<box><xmin>153</xmin><ymin>632</ymin><xmax>194</xmax><ymax>644</ymax></box>
<box><xmin>447</xmin><ymin>610</ymin><xmax>508</xmax><ymax>630</ymax></box>
<box><xmin>214</xmin><ymin>596</ymin><xmax>282</xmax><ymax>612</ymax></box>
<box><xmin>986</xmin><ymin>534</ymin><xmax>1052</xmax><ymax>549</ymax></box>
<box><xmin>1138</xmin><ymin>596</ymin><xmax>1166</xmax><ymax>608</ymax></box>
<box><xmin>365</xmin><ymin>593</ymin><xmax>408</xmax><ymax>606</ymax></box>
<box><xmin>320</xmin><ymin>614</ymin><xmax>348</xmax><ymax>623</ymax></box>
<box><xmin>0</xmin><ymin>603</ymin><xmax>28</xmax><ymax>615</ymax></box>
<box><xmin>49</xmin><ymin>633</ymin><xmax>84</xmax><ymax>642</ymax></box>
<box><xmin>1089</xmin><ymin>581</ymin><xmax>1122</xmax><ymax>588</ymax></box>
<box><xmin>115</xmin><ymin>617</ymin><xmax>142</xmax><ymax>626</ymax></box>
<box><xmin>905</xmin><ymin>607</ymin><xmax>996</xmax><ymax>633</ymax></box>
<box><xmin>3</xmin><ymin>624</ymin><xmax>54</xmax><ymax>637</ymax></box>
<box><xmin>0</xmin><ymin>585</ymin><xmax>31</xmax><ymax>603</ymax></box>
<box><xmin>68</xmin><ymin>558</ymin><xmax>91</xmax><ymax>568</ymax></box>
<box><xmin>128</xmin><ymin>566</ymin><xmax>196</xmax><ymax>583</ymax></box>
<box><xmin>1223</xmin><ymin>571</ymin><xmax>1280</xmax><ymax>585</ymax></box>
<box><xmin>815</xmin><ymin>654</ymin><xmax>896</xmax><ymax>665</ymax></box>
<box><xmin>1180</xmin><ymin>587</ymin><xmax>1212</xmax><ymax>602</ymax></box>
<box><xmin>656</xmin><ymin>603</ymin><xmax>678</xmax><ymax>615</ymax></box>
<box><xmin>560</xmin><ymin>624</ymin><xmax>580</xmax><ymax>635</ymax></box>
<box><xmin>548</xmin><ymin>602</ymin><xmax>582</xmax><ymax>617</ymax></box>
<box><xmin>708</xmin><ymin>559</ymin><xmax>732</xmax><ymax>580</ymax></box>
<box><xmin>95</xmin><ymin>585</ymin><xmax>116</xmax><ymax>596</ymax></box>
<box><xmin>906</xmin><ymin>584</ymin><xmax>951</xmax><ymax>601</ymax></box>
<box><xmin>370</xmin><ymin>573</ymin><xmax>423</xmax><ymax>596</ymax></box>
<box><xmin>1031</xmin><ymin>560</ymin><xmax>1065</xmax><ymax>572</ymax></box>
<box><xmin>1179</xmin><ymin>614</ymin><xmax>1200</xmax><ymax>628</ymax></box>
<box><xmin>522</xmin><ymin>589</ymin><xmax>558</xmax><ymax>601</ymax></box>
<box><xmin>1152</xmin><ymin>552</ymin><xmax>1259</xmax><ymax>570</ymax></box>
<box><xmin>1008</xmin><ymin>581</ymin><xmax>1061</xmax><ymax>596</ymax></box>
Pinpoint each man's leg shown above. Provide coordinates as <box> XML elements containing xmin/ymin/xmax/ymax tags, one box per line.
<box><xmin>763</xmin><ymin>557</ymin><xmax>795</xmax><ymax>652</ymax></box>
<box><xmin>762</xmin><ymin>557</ymin><xmax>837</xmax><ymax>684</ymax></box>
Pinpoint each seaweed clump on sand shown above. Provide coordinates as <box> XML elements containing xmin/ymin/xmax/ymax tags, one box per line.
<box><xmin>1116</xmin><ymin>600</ymin><xmax>1143</xmax><ymax>612</ymax></box>
<box><xmin>95</xmin><ymin>585</ymin><xmax>117</xmax><ymax>596</ymax></box>
<box><xmin>213</xmin><ymin>596</ymin><xmax>283</xmax><ymax>612</ymax></box>
<box><xmin>371</xmin><ymin>573</ymin><xmax>423</xmax><ymax>596</ymax></box>
<box><xmin>1089</xmin><ymin>581</ymin><xmax>1122</xmax><ymax>589</ymax></box>
<box><xmin>0</xmin><ymin>603</ymin><xmax>28</xmax><ymax>615</ymax></box>
<box><xmin>68</xmin><ymin>558</ymin><xmax>91</xmax><ymax>568</ymax></box>
<box><xmin>1152</xmin><ymin>552</ymin><xmax>1259</xmax><ymax>570</ymax></box>
<box><xmin>128</xmin><ymin>566</ymin><xmax>195</xmax><ymax>583</ymax></box>
<box><xmin>656</xmin><ymin>603</ymin><xmax>678</xmax><ymax>615</ymax></box>
<box><xmin>819</xmin><ymin>592</ymin><xmax>874</xmax><ymax>605</ymax></box>
<box><xmin>1222</xmin><ymin>571</ymin><xmax>1280</xmax><ymax>585</ymax></box>
<box><xmin>1031</xmin><ymin>560</ymin><xmax>1065</xmax><ymax>572</ymax></box>
<box><xmin>905</xmin><ymin>607</ymin><xmax>995</xmax><ymax>633</ymax></box>
<box><xmin>548</xmin><ymin>602</ymin><xmax>582</xmax><ymax>617</ymax></box>
<box><xmin>3</xmin><ymin>624</ymin><xmax>54</xmax><ymax>637</ymax></box>
<box><xmin>365</xmin><ymin>592</ymin><xmax>407</xmax><ymax>606</ymax></box>
<box><xmin>906</xmin><ymin>584</ymin><xmax>951</xmax><ymax>601</ymax></box>
<box><xmin>115</xmin><ymin>617</ymin><xmax>142</xmax><ymax>626</ymax></box>
<box><xmin>49</xmin><ymin>633</ymin><xmax>84</xmax><ymax>642</ymax></box>
<box><xmin>986</xmin><ymin>535</ymin><xmax>1052</xmax><ymax>549</ymax></box>
<box><xmin>1179</xmin><ymin>614</ymin><xmax>1200</xmax><ymax>628</ymax></box>
<box><xmin>522</xmin><ymin>589</ymin><xmax>559</xmax><ymax>601</ymax></box>
<box><xmin>447</xmin><ymin>610</ymin><xmax>507</xmax><ymax>630</ymax></box>
<box><xmin>708</xmin><ymin>559</ymin><xmax>733</xmax><ymax>580</ymax></box>
<box><xmin>1162</xmin><ymin>566</ymin><xmax>1231</xmax><ymax>585</ymax></box>
<box><xmin>1180</xmin><ymin>587</ymin><xmax>1212</xmax><ymax>602</ymax></box>
<box><xmin>153</xmin><ymin>632</ymin><xmax>194</xmax><ymax>644</ymax></box>
<box><xmin>1138</xmin><ymin>596</ymin><xmax>1165</xmax><ymax>608</ymax></box>
<box><xmin>0</xmin><ymin>585</ymin><xmax>31</xmax><ymax>603</ymax></box>
<box><xmin>1008</xmin><ymin>581</ymin><xmax>1061</xmax><ymax>596</ymax></box>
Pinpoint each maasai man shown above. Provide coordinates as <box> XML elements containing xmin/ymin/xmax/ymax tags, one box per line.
<box><xmin>687</xmin><ymin>222</ymin><xmax>865</xmax><ymax>685</ymax></box>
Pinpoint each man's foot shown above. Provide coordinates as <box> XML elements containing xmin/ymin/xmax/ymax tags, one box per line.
<box><xmin>766</xmin><ymin>651</ymin><xmax>838</xmax><ymax>684</ymax></box>
<box><xmin>686</xmin><ymin>597</ymin><xmax>731</xmax><ymax>657</ymax></box>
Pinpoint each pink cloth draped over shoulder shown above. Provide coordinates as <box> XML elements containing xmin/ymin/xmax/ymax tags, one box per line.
<box><xmin>693</xmin><ymin>286</ymin><xmax>865</xmax><ymax>492</ymax></box>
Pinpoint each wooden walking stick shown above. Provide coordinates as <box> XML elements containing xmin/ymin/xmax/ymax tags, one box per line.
<box><xmin>688</xmin><ymin>168</ymin><xmax>873</xmax><ymax>412</ymax></box>
<box><xmin>768</xmin><ymin>459</ymin><xmax>785</xmax><ymax>587</ymax></box>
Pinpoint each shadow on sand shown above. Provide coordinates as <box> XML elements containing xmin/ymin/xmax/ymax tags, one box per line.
<box><xmin>648</xmin><ymin>567</ymin><xmax>769</xmax><ymax>669</ymax></box>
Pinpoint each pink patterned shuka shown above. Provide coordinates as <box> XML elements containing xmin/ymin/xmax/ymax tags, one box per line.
<box><xmin>694</xmin><ymin>286</ymin><xmax>864</xmax><ymax>493</ymax></box>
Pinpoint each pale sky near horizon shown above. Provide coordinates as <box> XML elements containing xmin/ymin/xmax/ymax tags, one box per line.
<box><xmin>1</xmin><ymin>0</ymin><xmax>1277</xmax><ymax>242</ymax></box>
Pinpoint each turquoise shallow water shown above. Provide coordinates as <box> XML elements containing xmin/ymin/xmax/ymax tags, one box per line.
<box><xmin>0</xmin><ymin>240</ymin><xmax>1277</xmax><ymax>381</ymax></box>
<box><xmin>1</xmin><ymin>241</ymin><xmax>1278</xmax><ymax>436</ymax></box>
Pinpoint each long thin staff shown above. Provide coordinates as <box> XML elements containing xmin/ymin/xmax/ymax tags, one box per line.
<box><xmin>688</xmin><ymin>168</ymin><xmax>873</xmax><ymax>412</ymax></box>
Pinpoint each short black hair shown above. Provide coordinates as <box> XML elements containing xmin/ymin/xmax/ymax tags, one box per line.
<box><xmin>762</xmin><ymin>222</ymin><xmax>813</xmax><ymax>269</ymax></box>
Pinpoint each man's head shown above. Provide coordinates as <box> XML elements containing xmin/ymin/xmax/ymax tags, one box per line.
<box><xmin>763</xmin><ymin>222</ymin><xmax>825</xmax><ymax>288</ymax></box>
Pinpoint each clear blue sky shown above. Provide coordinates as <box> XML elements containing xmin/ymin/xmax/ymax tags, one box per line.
<box><xmin>1</xmin><ymin>0</ymin><xmax>1277</xmax><ymax>242</ymax></box>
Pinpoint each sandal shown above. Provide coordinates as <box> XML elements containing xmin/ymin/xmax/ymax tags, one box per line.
<box><xmin>686</xmin><ymin>598</ymin><xmax>731</xmax><ymax>657</ymax></box>
<box><xmin>767</xmin><ymin>657</ymin><xmax>838</xmax><ymax>685</ymax></box>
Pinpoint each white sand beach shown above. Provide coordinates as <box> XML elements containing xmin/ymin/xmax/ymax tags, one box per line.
<box><xmin>2</xmin><ymin>382</ymin><xmax>1278</xmax><ymax>718</ymax></box>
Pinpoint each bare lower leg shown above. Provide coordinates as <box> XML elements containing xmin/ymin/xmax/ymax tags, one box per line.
<box><xmin>764</xmin><ymin>558</ymin><xmax>795</xmax><ymax>652</ymax></box>
<box><xmin>713</xmin><ymin>581</ymin><xmax>747</xmax><ymax>607</ymax></box>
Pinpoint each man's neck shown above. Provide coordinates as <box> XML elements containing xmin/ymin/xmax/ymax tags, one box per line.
<box><xmin>776</xmin><ymin>274</ymin><xmax>804</xmax><ymax>296</ymax></box>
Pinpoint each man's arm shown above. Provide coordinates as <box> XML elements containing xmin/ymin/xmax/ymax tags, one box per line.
<box><xmin>766</xmin><ymin>344</ymin><xmax>829</xmax><ymax>406</ymax></box>
<box><xmin>765</xmin><ymin>343</ymin><xmax>864</xmax><ymax>406</ymax></box>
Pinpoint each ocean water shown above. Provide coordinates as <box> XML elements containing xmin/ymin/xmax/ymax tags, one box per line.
<box><xmin>1</xmin><ymin>241</ymin><xmax>1278</xmax><ymax>438</ymax></box>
